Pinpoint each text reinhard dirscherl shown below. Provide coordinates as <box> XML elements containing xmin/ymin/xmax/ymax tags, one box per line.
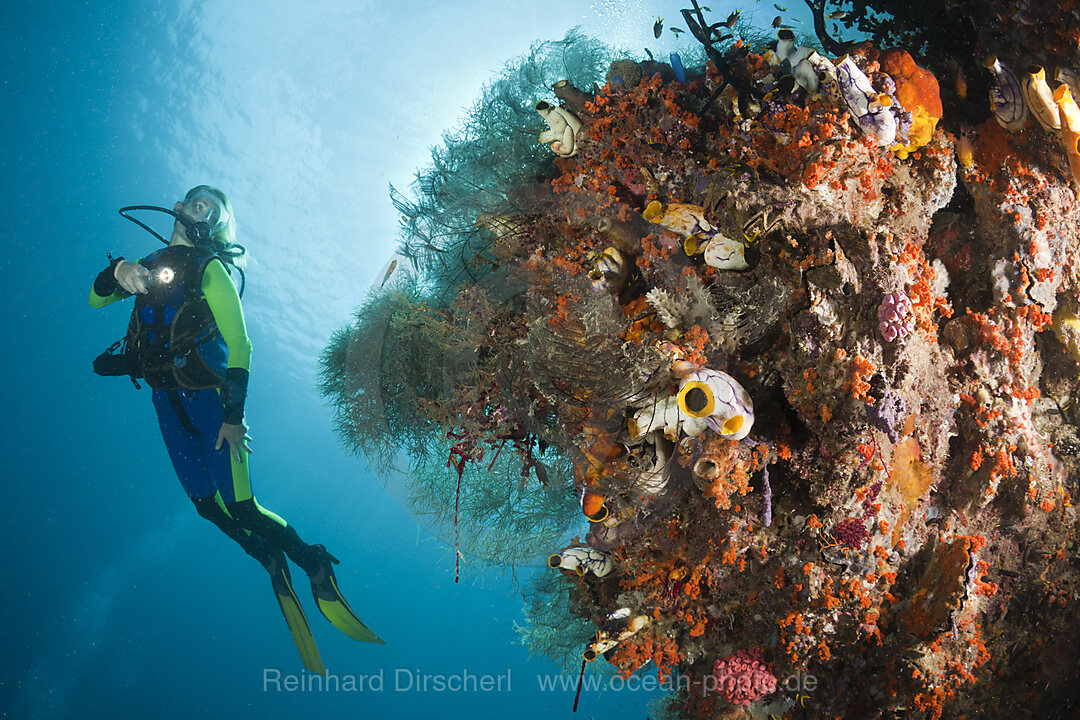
<box><xmin>263</xmin><ymin>668</ymin><xmax>512</xmax><ymax>693</ymax></box>
<box><xmin>263</xmin><ymin>667</ymin><xmax>818</xmax><ymax>696</ymax></box>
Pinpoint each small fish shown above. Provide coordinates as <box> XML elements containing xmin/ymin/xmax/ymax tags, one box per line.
<box><xmin>722</xmin><ymin>9</ymin><xmax>741</xmax><ymax>27</ymax></box>
<box><xmin>955</xmin><ymin>65</ymin><xmax>968</xmax><ymax>98</ymax></box>
<box><xmin>654</xmin><ymin>16</ymin><xmax>663</xmax><ymax>38</ymax></box>
<box><xmin>828</xmin><ymin>10</ymin><xmax>849</xmax><ymax>19</ymax></box>
<box><xmin>774</xmin><ymin>3</ymin><xmax>786</xmax><ymax>9</ymax></box>
<box><xmin>644</xmin><ymin>47</ymin><xmax>655</xmax><ymax>61</ymax></box>
<box><xmin>772</xmin><ymin>14</ymin><xmax>783</xmax><ymax>26</ymax></box>
<box><xmin>957</xmin><ymin>134</ymin><xmax>974</xmax><ymax>169</ymax></box>
<box><xmin>533</xmin><ymin>461</ymin><xmax>549</xmax><ymax>486</ymax></box>
<box><xmin>379</xmin><ymin>258</ymin><xmax>398</xmax><ymax>287</ymax></box>
<box><xmin>670</xmin><ymin>27</ymin><xmax>685</xmax><ymax>37</ymax></box>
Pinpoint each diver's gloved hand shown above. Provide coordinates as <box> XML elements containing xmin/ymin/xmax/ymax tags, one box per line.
<box><xmin>114</xmin><ymin>260</ymin><xmax>152</xmax><ymax>295</ymax></box>
<box><xmin>216</xmin><ymin>421</ymin><xmax>253</xmax><ymax>463</ymax></box>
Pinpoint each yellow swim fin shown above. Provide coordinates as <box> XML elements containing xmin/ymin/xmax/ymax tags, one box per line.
<box><xmin>307</xmin><ymin>546</ymin><xmax>385</xmax><ymax>644</ymax></box>
<box><xmin>267</xmin><ymin>554</ymin><xmax>326</xmax><ymax>674</ymax></box>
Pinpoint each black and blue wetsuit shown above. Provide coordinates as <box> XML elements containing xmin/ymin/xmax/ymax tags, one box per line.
<box><xmin>91</xmin><ymin>239</ymin><xmax>382</xmax><ymax>672</ymax></box>
<box><xmin>90</xmin><ymin>245</ymin><xmax>320</xmax><ymax>572</ymax></box>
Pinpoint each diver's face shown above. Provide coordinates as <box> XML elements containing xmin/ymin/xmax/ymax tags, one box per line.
<box><xmin>171</xmin><ymin>195</ymin><xmax>222</xmax><ymax>245</ymax></box>
<box><xmin>180</xmin><ymin>195</ymin><xmax>219</xmax><ymax>224</ymax></box>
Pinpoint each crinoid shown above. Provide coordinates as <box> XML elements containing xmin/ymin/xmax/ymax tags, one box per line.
<box><xmin>702</xmin><ymin>178</ymin><xmax>786</xmax><ymax>255</ymax></box>
<box><xmin>522</xmin><ymin>289</ymin><xmax>665</xmax><ymax>420</ymax></box>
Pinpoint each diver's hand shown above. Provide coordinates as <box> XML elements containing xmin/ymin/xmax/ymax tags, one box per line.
<box><xmin>114</xmin><ymin>260</ymin><xmax>152</xmax><ymax>294</ymax></box>
<box><xmin>216</xmin><ymin>422</ymin><xmax>253</xmax><ymax>462</ymax></box>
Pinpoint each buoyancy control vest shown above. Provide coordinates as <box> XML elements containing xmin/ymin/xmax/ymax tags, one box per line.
<box><xmin>128</xmin><ymin>245</ymin><xmax>229</xmax><ymax>390</ymax></box>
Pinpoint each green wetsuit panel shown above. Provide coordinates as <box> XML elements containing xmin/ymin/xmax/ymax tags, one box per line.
<box><xmin>88</xmin><ymin>283</ymin><xmax>125</xmax><ymax>308</ymax></box>
<box><xmin>201</xmin><ymin>258</ymin><xmax>252</xmax><ymax>371</ymax></box>
<box><xmin>200</xmin><ymin>258</ymin><xmax>253</xmax><ymax>498</ymax></box>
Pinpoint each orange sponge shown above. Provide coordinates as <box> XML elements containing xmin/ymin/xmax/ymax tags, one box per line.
<box><xmin>879</xmin><ymin>50</ymin><xmax>943</xmax><ymax>158</ymax></box>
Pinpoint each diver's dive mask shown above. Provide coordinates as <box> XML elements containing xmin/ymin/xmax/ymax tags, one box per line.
<box><xmin>117</xmin><ymin>188</ymin><xmax>246</xmax><ymax>296</ymax></box>
<box><xmin>119</xmin><ymin>186</ymin><xmax>232</xmax><ymax>249</ymax></box>
<box><xmin>118</xmin><ymin>204</ymin><xmax>214</xmax><ymax>247</ymax></box>
<box><xmin>180</xmin><ymin>188</ymin><xmax>231</xmax><ymax>243</ymax></box>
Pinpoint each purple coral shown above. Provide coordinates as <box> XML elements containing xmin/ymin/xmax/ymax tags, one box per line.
<box><xmin>862</xmin><ymin>481</ymin><xmax>882</xmax><ymax>516</ymax></box>
<box><xmin>866</xmin><ymin>391</ymin><xmax>906</xmax><ymax>443</ymax></box>
<box><xmin>711</xmin><ymin>648</ymin><xmax>777</xmax><ymax>706</ymax></box>
<box><xmin>878</xmin><ymin>291</ymin><xmax>914</xmax><ymax>342</ymax></box>
<box><xmin>762</xmin><ymin>465</ymin><xmax>773</xmax><ymax>527</ymax></box>
<box><xmin>834</xmin><ymin>519</ymin><xmax>869</xmax><ymax>549</ymax></box>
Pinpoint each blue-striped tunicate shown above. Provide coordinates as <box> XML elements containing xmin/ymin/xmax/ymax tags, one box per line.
<box><xmin>1021</xmin><ymin>65</ymin><xmax>1061</xmax><ymax>131</ymax></box>
<box><xmin>985</xmin><ymin>56</ymin><xmax>1028</xmax><ymax>132</ymax></box>
<box><xmin>536</xmin><ymin>100</ymin><xmax>583</xmax><ymax>156</ymax></box>
<box><xmin>834</xmin><ymin>55</ymin><xmax>898</xmax><ymax>146</ymax></box>
<box><xmin>676</xmin><ymin>367</ymin><xmax>754</xmax><ymax>441</ymax></box>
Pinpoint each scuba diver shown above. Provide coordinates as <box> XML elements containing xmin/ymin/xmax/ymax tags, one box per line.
<box><xmin>90</xmin><ymin>185</ymin><xmax>382</xmax><ymax>674</ymax></box>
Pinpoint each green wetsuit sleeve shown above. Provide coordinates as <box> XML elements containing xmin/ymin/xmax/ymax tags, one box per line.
<box><xmin>201</xmin><ymin>259</ymin><xmax>252</xmax><ymax>371</ymax></box>
<box><xmin>89</xmin><ymin>257</ymin><xmax>137</xmax><ymax>308</ymax></box>
<box><xmin>89</xmin><ymin>286</ymin><xmax>126</xmax><ymax>308</ymax></box>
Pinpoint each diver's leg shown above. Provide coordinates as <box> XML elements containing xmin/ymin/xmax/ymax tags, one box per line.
<box><xmin>227</xmin><ymin>498</ymin><xmax>324</xmax><ymax>574</ymax></box>
<box><xmin>154</xmin><ymin>388</ymin><xmax>270</xmax><ymax>565</ymax></box>
<box><xmin>166</xmin><ymin>387</ymin><xmax>379</xmax><ymax>643</ymax></box>
<box><xmin>169</xmin><ymin>389</ymin><xmax>325</xmax><ymax>671</ymax></box>
<box><xmin>191</xmin><ymin>494</ymin><xmax>273</xmax><ymax>567</ymax></box>
<box><xmin>152</xmin><ymin>388</ymin><xmax>218</xmax><ymax>499</ymax></box>
<box><xmin>178</xmin><ymin>385</ymin><xmax>327</xmax><ymax>574</ymax></box>
<box><xmin>167</xmin><ymin>389</ymin><xmax>323</xmax><ymax>575</ymax></box>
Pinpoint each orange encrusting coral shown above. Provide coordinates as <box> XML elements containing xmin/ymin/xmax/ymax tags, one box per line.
<box><xmin>458</xmin><ymin>31</ymin><xmax>1080</xmax><ymax>720</ymax></box>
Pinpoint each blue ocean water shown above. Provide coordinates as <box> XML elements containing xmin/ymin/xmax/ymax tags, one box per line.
<box><xmin>1</xmin><ymin>1</ymin><xmax>823</xmax><ymax>718</ymax></box>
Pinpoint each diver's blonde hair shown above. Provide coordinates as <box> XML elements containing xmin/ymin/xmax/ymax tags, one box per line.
<box><xmin>184</xmin><ymin>185</ymin><xmax>245</xmax><ymax>269</ymax></box>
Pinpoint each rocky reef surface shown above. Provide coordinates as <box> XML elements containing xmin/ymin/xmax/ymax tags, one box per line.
<box><xmin>321</xmin><ymin>4</ymin><xmax>1080</xmax><ymax>717</ymax></box>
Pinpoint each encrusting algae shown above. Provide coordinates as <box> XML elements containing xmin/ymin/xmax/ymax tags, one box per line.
<box><xmin>320</xmin><ymin>3</ymin><xmax>1080</xmax><ymax>718</ymax></box>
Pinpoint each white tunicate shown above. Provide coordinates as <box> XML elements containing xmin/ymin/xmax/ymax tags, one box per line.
<box><xmin>703</xmin><ymin>235</ymin><xmax>750</xmax><ymax>270</ymax></box>
<box><xmin>678</xmin><ymin>368</ymin><xmax>755</xmax><ymax>441</ymax></box>
<box><xmin>551</xmin><ymin>547</ymin><xmax>614</xmax><ymax>577</ymax></box>
<box><xmin>629</xmin><ymin>394</ymin><xmax>709</xmax><ymax>440</ymax></box>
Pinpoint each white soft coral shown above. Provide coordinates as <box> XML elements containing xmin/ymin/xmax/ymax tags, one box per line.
<box><xmin>645</xmin><ymin>287</ymin><xmax>687</xmax><ymax>329</ymax></box>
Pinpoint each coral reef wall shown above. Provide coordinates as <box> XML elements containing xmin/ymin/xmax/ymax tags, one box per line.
<box><xmin>322</xmin><ymin>4</ymin><xmax>1080</xmax><ymax>718</ymax></box>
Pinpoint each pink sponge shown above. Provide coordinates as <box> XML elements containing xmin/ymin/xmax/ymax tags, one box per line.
<box><xmin>878</xmin><ymin>291</ymin><xmax>914</xmax><ymax>342</ymax></box>
<box><xmin>711</xmin><ymin>648</ymin><xmax>777</xmax><ymax>706</ymax></box>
